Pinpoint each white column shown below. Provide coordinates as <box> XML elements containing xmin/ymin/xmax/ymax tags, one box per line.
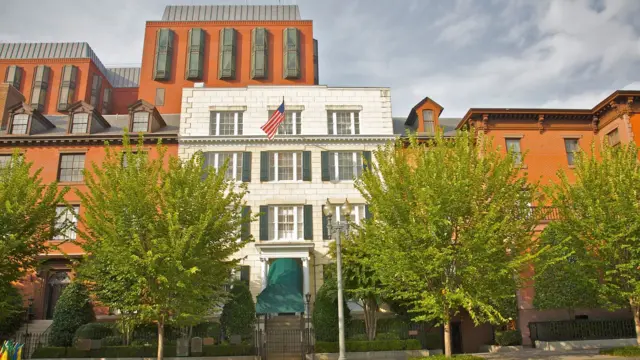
<box><xmin>302</xmin><ymin>257</ymin><xmax>310</xmax><ymax>296</ymax></box>
<box><xmin>261</xmin><ymin>258</ymin><xmax>268</xmax><ymax>291</ymax></box>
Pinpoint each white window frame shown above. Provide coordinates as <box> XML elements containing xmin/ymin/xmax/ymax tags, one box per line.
<box><xmin>269</xmin><ymin>152</ymin><xmax>302</xmax><ymax>182</ymax></box>
<box><xmin>10</xmin><ymin>114</ymin><xmax>29</xmax><ymax>135</ymax></box>
<box><xmin>214</xmin><ymin>152</ymin><xmax>241</xmax><ymax>181</ymax></box>
<box><xmin>269</xmin><ymin>205</ymin><xmax>304</xmax><ymax>241</ymax></box>
<box><xmin>332</xmin><ymin>204</ymin><xmax>366</xmax><ymax>225</ymax></box>
<box><xmin>330</xmin><ymin>151</ymin><xmax>362</xmax><ymax>181</ymax></box>
<box><xmin>53</xmin><ymin>205</ymin><xmax>79</xmax><ymax>240</ymax></box>
<box><xmin>214</xmin><ymin>112</ymin><xmax>242</xmax><ymax>136</ymax></box>
<box><xmin>71</xmin><ymin>113</ymin><xmax>89</xmax><ymax>134</ymax></box>
<box><xmin>329</xmin><ymin>111</ymin><xmax>359</xmax><ymax>135</ymax></box>
<box><xmin>276</xmin><ymin>111</ymin><xmax>302</xmax><ymax>135</ymax></box>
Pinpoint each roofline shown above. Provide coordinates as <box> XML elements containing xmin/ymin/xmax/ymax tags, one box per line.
<box><xmin>146</xmin><ymin>20</ymin><xmax>313</xmax><ymax>27</ymax></box>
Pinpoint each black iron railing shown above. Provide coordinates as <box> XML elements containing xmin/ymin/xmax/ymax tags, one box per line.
<box><xmin>529</xmin><ymin>319</ymin><xmax>636</xmax><ymax>343</ymax></box>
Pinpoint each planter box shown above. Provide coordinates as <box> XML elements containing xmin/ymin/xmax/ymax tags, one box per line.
<box><xmin>31</xmin><ymin>357</ymin><xmax>258</xmax><ymax>360</ymax></box>
<box><xmin>535</xmin><ymin>338</ymin><xmax>639</xmax><ymax>351</ymax></box>
<box><xmin>478</xmin><ymin>345</ymin><xmax>523</xmax><ymax>353</ymax></box>
<box><xmin>308</xmin><ymin>349</ymin><xmax>442</xmax><ymax>360</ymax></box>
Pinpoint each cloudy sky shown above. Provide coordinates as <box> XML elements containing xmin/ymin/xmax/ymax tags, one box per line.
<box><xmin>3</xmin><ymin>0</ymin><xmax>640</xmax><ymax>117</ymax></box>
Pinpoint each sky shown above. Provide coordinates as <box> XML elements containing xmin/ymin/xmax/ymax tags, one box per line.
<box><xmin>2</xmin><ymin>0</ymin><xmax>640</xmax><ymax>118</ymax></box>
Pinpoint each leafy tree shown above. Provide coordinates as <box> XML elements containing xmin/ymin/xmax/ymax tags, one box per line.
<box><xmin>329</xmin><ymin>228</ymin><xmax>382</xmax><ymax>340</ymax></box>
<box><xmin>220</xmin><ymin>281</ymin><xmax>255</xmax><ymax>340</ymax></box>
<box><xmin>312</xmin><ymin>275</ymin><xmax>351</xmax><ymax>342</ymax></box>
<box><xmin>355</xmin><ymin>132</ymin><xmax>542</xmax><ymax>356</ymax></box>
<box><xmin>49</xmin><ymin>282</ymin><xmax>95</xmax><ymax>346</ymax></box>
<box><xmin>548</xmin><ymin>142</ymin><xmax>640</xmax><ymax>343</ymax></box>
<box><xmin>0</xmin><ymin>152</ymin><xmax>68</xmax><ymax>310</ymax></box>
<box><xmin>75</xmin><ymin>135</ymin><xmax>251</xmax><ymax>360</ymax></box>
<box><xmin>0</xmin><ymin>284</ymin><xmax>25</xmax><ymax>341</ymax></box>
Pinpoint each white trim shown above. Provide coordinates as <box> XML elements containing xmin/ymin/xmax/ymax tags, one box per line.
<box><xmin>215</xmin><ymin>113</ymin><xmax>220</xmax><ymax>136</ymax></box>
<box><xmin>233</xmin><ymin>112</ymin><xmax>239</xmax><ymax>136</ymax></box>
<box><xmin>333</xmin><ymin>152</ymin><xmax>339</xmax><ymax>181</ymax></box>
<box><xmin>273</xmin><ymin>205</ymin><xmax>279</xmax><ymax>241</ymax></box>
<box><xmin>350</xmin><ymin>112</ymin><xmax>355</xmax><ymax>135</ymax></box>
<box><xmin>292</xmin><ymin>152</ymin><xmax>298</xmax><ymax>180</ymax></box>
<box><xmin>273</xmin><ymin>152</ymin><xmax>279</xmax><ymax>181</ymax></box>
<box><xmin>232</xmin><ymin>153</ymin><xmax>238</xmax><ymax>180</ymax></box>
<box><xmin>293</xmin><ymin>206</ymin><xmax>299</xmax><ymax>241</ymax></box>
<box><xmin>332</xmin><ymin>112</ymin><xmax>337</xmax><ymax>135</ymax></box>
<box><xmin>293</xmin><ymin>111</ymin><xmax>298</xmax><ymax>135</ymax></box>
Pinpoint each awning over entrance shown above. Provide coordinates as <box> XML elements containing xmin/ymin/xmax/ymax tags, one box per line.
<box><xmin>256</xmin><ymin>258</ymin><xmax>304</xmax><ymax>314</ymax></box>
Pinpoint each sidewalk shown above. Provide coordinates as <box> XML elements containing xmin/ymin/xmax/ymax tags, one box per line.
<box><xmin>474</xmin><ymin>349</ymin><xmax>636</xmax><ymax>359</ymax></box>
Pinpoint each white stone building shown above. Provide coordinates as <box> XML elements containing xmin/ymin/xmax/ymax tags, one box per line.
<box><xmin>179</xmin><ymin>84</ymin><xmax>394</xmax><ymax>312</ymax></box>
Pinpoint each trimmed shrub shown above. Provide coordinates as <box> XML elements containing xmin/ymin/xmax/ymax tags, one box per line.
<box><xmin>220</xmin><ymin>281</ymin><xmax>255</xmax><ymax>339</ymax></box>
<box><xmin>313</xmin><ymin>277</ymin><xmax>351</xmax><ymax>342</ymax></box>
<box><xmin>0</xmin><ymin>285</ymin><xmax>25</xmax><ymax>341</ymax></box>
<box><xmin>49</xmin><ymin>282</ymin><xmax>95</xmax><ymax>347</ymax></box>
<box><xmin>31</xmin><ymin>347</ymin><xmax>67</xmax><ymax>359</ymax></box>
<box><xmin>315</xmin><ymin>339</ymin><xmax>421</xmax><ymax>353</ymax></box>
<box><xmin>600</xmin><ymin>346</ymin><xmax>640</xmax><ymax>357</ymax></box>
<box><xmin>102</xmin><ymin>335</ymin><xmax>123</xmax><ymax>346</ymax></box>
<box><xmin>494</xmin><ymin>330</ymin><xmax>522</xmax><ymax>346</ymax></box>
<box><xmin>64</xmin><ymin>348</ymin><xmax>91</xmax><ymax>358</ymax></box>
<box><xmin>376</xmin><ymin>332</ymin><xmax>400</xmax><ymax>340</ymax></box>
<box><xmin>201</xmin><ymin>344</ymin><xmax>255</xmax><ymax>356</ymax></box>
<box><xmin>74</xmin><ymin>322</ymin><xmax>115</xmax><ymax>340</ymax></box>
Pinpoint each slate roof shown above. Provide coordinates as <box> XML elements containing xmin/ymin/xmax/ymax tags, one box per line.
<box><xmin>105</xmin><ymin>67</ymin><xmax>140</xmax><ymax>88</ymax></box>
<box><xmin>393</xmin><ymin>116</ymin><xmax>461</xmax><ymax>138</ymax></box>
<box><xmin>161</xmin><ymin>5</ymin><xmax>302</xmax><ymax>21</ymax></box>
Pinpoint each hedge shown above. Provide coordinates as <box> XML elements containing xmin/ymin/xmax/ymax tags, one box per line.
<box><xmin>49</xmin><ymin>283</ymin><xmax>95</xmax><ymax>347</ymax></box>
<box><xmin>315</xmin><ymin>339</ymin><xmax>421</xmax><ymax>353</ymax></box>
<box><xmin>411</xmin><ymin>356</ymin><xmax>483</xmax><ymax>360</ymax></box>
<box><xmin>74</xmin><ymin>322</ymin><xmax>116</xmax><ymax>341</ymax></box>
<box><xmin>0</xmin><ymin>285</ymin><xmax>25</xmax><ymax>341</ymax></box>
<box><xmin>494</xmin><ymin>330</ymin><xmax>522</xmax><ymax>346</ymax></box>
<box><xmin>600</xmin><ymin>346</ymin><xmax>640</xmax><ymax>357</ymax></box>
<box><xmin>31</xmin><ymin>344</ymin><xmax>255</xmax><ymax>358</ymax></box>
<box><xmin>198</xmin><ymin>344</ymin><xmax>255</xmax><ymax>356</ymax></box>
<box><xmin>220</xmin><ymin>281</ymin><xmax>255</xmax><ymax>340</ymax></box>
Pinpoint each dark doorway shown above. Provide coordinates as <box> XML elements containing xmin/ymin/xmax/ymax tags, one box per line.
<box><xmin>451</xmin><ymin>322</ymin><xmax>463</xmax><ymax>354</ymax></box>
<box><xmin>45</xmin><ymin>271</ymin><xmax>70</xmax><ymax>319</ymax></box>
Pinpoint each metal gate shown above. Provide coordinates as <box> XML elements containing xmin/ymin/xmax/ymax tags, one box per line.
<box><xmin>261</xmin><ymin>315</ymin><xmax>313</xmax><ymax>360</ymax></box>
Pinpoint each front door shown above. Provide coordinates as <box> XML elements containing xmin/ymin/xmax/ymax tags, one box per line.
<box><xmin>45</xmin><ymin>271</ymin><xmax>70</xmax><ymax>319</ymax></box>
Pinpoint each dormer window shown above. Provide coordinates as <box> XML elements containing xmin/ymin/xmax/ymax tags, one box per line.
<box><xmin>132</xmin><ymin>112</ymin><xmax>150</xmax><ymax>132</ymax></box>
<box><xmin>10</xmin><ymin>114</ymin><xmax>29</xmax><ymax>135</ymax></box>
<box><xmin>71</xmin><ymin>113</ymin><xmax>89</xmax><ymax>134</ymax></box>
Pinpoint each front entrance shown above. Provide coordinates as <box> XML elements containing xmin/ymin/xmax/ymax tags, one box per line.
<box><xmin>44</xmin><ymin>271</ymin><xmax>70</xmax><ymax>319</ymax></box>
<box><xmin>256</xmin><ymin>258</ymin><xmax>305</xmax><ymax>314</ymax></box>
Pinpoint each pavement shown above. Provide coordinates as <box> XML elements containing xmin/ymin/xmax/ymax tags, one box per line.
<box><xmin>473</xmin><ymin>349</ymin><xmax>640</xmax><ymax>360</ymax></box>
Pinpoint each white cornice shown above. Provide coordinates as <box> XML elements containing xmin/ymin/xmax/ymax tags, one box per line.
<box><xmin>178</xmin><ymin>135</ymin><xmax>395</xmax><ymax>144</ymax></box>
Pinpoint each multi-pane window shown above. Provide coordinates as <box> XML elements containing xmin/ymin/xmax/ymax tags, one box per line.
<box><xmin>10</xmin><ymin>114</ymin><xmax>29</xmax><ymax>135</ymax></box>
<box><xmin>607</xmin><ymin>128</ymin><xmax>620</xmax><ymax>146</ymax></box>
<box><xmin>269</xmin><ymin>152</ymin><xmax>302</xmax><ymax>181</ymax></box>
<box><xmin>327</xmin><ymin>111</ymin><xmax>360</xmax><ymax>135</ymax></box>
<box><xmin>132</xmin><ymin>112</ymin><xmax>150</xmax><ymax>132</ymax></box>
<box><xmin>268</xmin><ymin>205</ymin><xmax>304</xmax><ymax>241</ymax></box>
<box><xmin>203</xmin><ymin>152</ymin><xmax>243</xmax><ymax>181</ymax></box>
<box><xmin>422</xmin><ymin>110</ymin><xmax>435</xmax><ymax>133</ymax></box>
<box><xmin>271</xmin><ymin>111</ymin><xmax>302</xmax><ymax>135</ymax></box>
<box><xmin>564</xmin><ymin>139</ymin><xmax>579</xmax><ymax>166</ymax></box>
<box><xmin>328</xmin><ymin>204</ymin><xmax>367</xmax><ymax>226</ymax></box>
<box><xmin>0</xmin><ymin>155</ymin><xmax>11</xmax><ymax>168</ymax></box>
<box><xmin>58</xmin><ymin>154</ymin><xmax>85</xmax><ymax>182</ymax></box>
<box><xmin>505</xmin><ymin>138</ymin><xmax>522</xmax><ymax>165</ymax></box>
<box><xmin>71</xmin><ymin>113</ymin><xmax>89</xmax><ymax>134</ymax></box>
<box><xmin>211</xmin><ymin>112</ymin><xmax>243</xmax><ymax>136</ymax></box>
<box><xmin>53</xmin><ymin>205</ymin><xmax>79</xmax><ymax>240</ymax></box>
<box><xmin>329</xmin><ymin>152</ymin><xmax>363</xmax><ymax>181</ymax></box>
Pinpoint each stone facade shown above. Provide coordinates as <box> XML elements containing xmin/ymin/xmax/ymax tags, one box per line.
<box><xmin>179</xmin><ymin>85</ymin><xmax>394</xmax><ymax>299</ymax></box>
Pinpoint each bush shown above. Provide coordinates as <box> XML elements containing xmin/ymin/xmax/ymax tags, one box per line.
<box><xmin>32</xmin><ymin>346</ymin><xmax>179</xmax><ymax>358</ymax></box>
<box><xmin>600</xmin><ymin>346</ymin><xmax>640</xmax><ymax>357</ymax></box>
<box><xmin>313</xmin><ymin>277</ymin><xmax>351</xmax><ymax>342</ymax></box>
<box><xmin>201</xmin><ymin>344</ymin><xmax>255</xmax><ymax>356</ymax></box>
<box><xmin>412</xmin><ymin>356</ymin><xmax>483</xmax><ymax>360</ymax></box>
<box><xmin>423</xmin><ymin>331</ymin><xmax>442</xmax><ymax>350</ymax></box>
<box><xmin>220</xmin><ymin>281</ymin><xmax>255</xmax><ymax>339</ymax></box>
<box><xmin>315</xmin><ymin>339</ymin><xmax>421</xmax><ymax>353</ymax></box>
<box><xmin>192</xmin><ymin>321</ymin><xmax>222</xmax><ymax>339</ymax></box>
<box><xmin>494</xmin><ymin>330</ymin><xmax>521</xmax><ymax>346</ymax></box>
<box><xmin>102</xmin><ymin>335</ymin><xmax>123</xmax><ymax>346</ymax></box>
<box><xmin>31</xmin><ymin>347</ymin><xmax>67</xmax><ymax>358</ymax></box>
<box><xmin>376</xmin><ymin>332</ymin><xmax>400</xmax><ymax>340</ymax></box>
<box><xmin>49</xmin><ymin>282</ymin><xmax>95</xmax><ymax>347</ymax></box>
<box><xmin>0</xmin><ymin>285</ymin><xmax>25</xmax><ymax>341</ymax></box>
<box><xmin>74</xmin><ymin>322</ymin><xmax>115</xmax><ymax>340</ymax></box>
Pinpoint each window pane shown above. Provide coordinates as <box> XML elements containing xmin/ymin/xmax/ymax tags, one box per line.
<box><xmin>277</xmin><ymin>111</ymin><xmax>301</xmax><ymax>135</ymax></box>
<box><xmin>71</xmin><ymin>113</ymin><xmax>89</xmax><ymax>134</ymax></box>
<box><xmin>269</xmin><ymin>152</ymin><xmax>301</xmax><ymax>181</ymax></box>
<box><xmin>505</xmin><ymin>139</ymin><xmax>522</xmax><ymax>165</ymax></box>
<box><xmin>327</xmin><ymin>112</ymin><xmax>333</xmax><ymax>135</ymax></box>
<box><xmin>216</xmin><ymin>152</ymin><xmax>242</xmax><ymax>180</ymax></box>
<box><xmin>0</xmin><ymin>155</ymin><xmax>11</xmax><ymax>168</ymax></box>
<box><xmin>565</xmin><ymin>139</ymin><xmax>578</xmax><ymax>165</ymax></box>
<box><xmin>607</xmin><ymin>129</ymin><xmax>620</xmax><ymax>146</ymax></box>
<box><xmin>422</xmin><ymin>110</ymin><xmax>434</xmax><ymax>133</ymax></box>
<box><xmin>132</xmin><ymin>112</ymin><xmax>149</xmax><ymax>132</ymax></box>
<box><xmin>58</xmin><ymin>154</ymin><xmax>85</xmax><ymax>182</ymax></box>
<box><xmin>53</xmin><ymin>205</ymin><xmax>79</xmax><ymax>240</ymax></box>
<box><xmin>218</xmin><ymin>112</ymin><xmax>236</xmax><ymax>135</ymax></box>
<box><xmin>336</xmin><ymin>112</ymin><xmax>352</xmax><ymax>135</ymax></box>
<box><xmin>269</xmin><ymin>206</ymin><xmax>302</xmax><ymax>241</ymax></box>
<box><xmin>11</xmin><ymin>114</ymin><xmax>29</xmax><ymax>134</ymax></box>
<box><xmin>278</xmin><ymin>153</ymin><xmax>294</xmax><ymax>181</ymax></box>
<box><xmin>331</xmin><ymin>152</ymin><xmax>362</xmax><ymax>181</ymax></box>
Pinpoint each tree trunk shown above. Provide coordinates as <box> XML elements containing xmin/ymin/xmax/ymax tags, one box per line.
<box><xmin>631</xmin><ymin>300</ymin><xmax>640</xmax><ymax>345</ymax></box>
<box><xmin>157</xmin><ymin>319</ymin><xmax>165</xmax><ymax>360</ymax></box>
<box><xmin>443</xmin><ymin>319</ymin><xmax>452</xmax><ymax>357</ymax></box>
<box><xmin>363</xmin><ymin>297</ymin><xmax>378</xmax><ymax>341</ymax></box>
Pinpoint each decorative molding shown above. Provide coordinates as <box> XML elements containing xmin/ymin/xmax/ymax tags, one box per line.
<box><xmin>267</xmin><ymin>105</ymin><xmax>305</xmax><ymax>111</ymax></box>
<box><xmin>209</xmin><ymin>105</ymin><xmax>248</xmax><ymax>112</ymax></box>
<box><xmin>178</xmin><ymin>134</ymin><xmax>394</xmax><ymax>144</ymax></box>
<box><xmin>592</xmin><ymin>116</ymin><xmax>599</xmax><ymax>134</ymax></box>
<box><xmin>325</xmin><ymin>105</ymin><xmax>363</xmax><ymax>111</ymax></box>
<box><xmin>537</xmin><ymin>114</ymin><xmax>545</xmax><ymax>133</ymax></box>
<box><xmin>481</xmin><ymin>114</ymin><xmax>489</xmax><ymax>134</ymax></box>
<box><xmin>146</xmin><ymin>20</ymin><xmax>313</xmax><ymax>27</ymax></box>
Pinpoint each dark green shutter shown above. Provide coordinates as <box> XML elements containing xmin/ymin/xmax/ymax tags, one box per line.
<box><xmin>321</xmin><ymin>151</ymin><xmax>330</xmax><ymax>181</ymax></box>
<box><xmin>259</xmin><ymin>205</ymin><xmax>269</xmax><ymax>241</ymax></box>
<box><xmin>242</xmin><ymin>152</ymin><xmax>252</xmax><ymax>182</ymax></box>
<box><xmin>5</xmin><ymin>65</ymin><xmax>23</xmax><ymax>90</ymax></box>
<box><xmin>304</xmin><ymin>205</ymin><xmax>313</xmax><ymax>240</ymax></box>
<box><xmin>240</xmin><ymin>266</ymin><xmax>250</xmax><ymax>284</ymax></box>
<box><xmin>186</xmin><ymin>28</ymin><xmax>205</xmax><ymax>80</ymax></box>
<box><xmin>302</xmin><ymin>151</ymin><xmax>311</xmax><ymax>181</ymax></box>
<box><xmin>260</xmin><ymin>151</ymin><xmax>269</xmax><ymax>182</ymax></box>
<box><xmin>283</xmin><ymin>28</ymin><xmax>301</xmax><ymax>79</ymax></box>
<box><xmin>363</xmin><ymin>151</ymin><xmax>372</xmax><ymax>172</ymax></box>
<box><xmin>241</xmin><ymin>206</ymin><xmax>251</xmax><ymax>241</ymax></box>
<box><xmin>154</xmin><ymin>28</ymin><xmax>174</xmax><ymax>81</ymax></box>
<box><xmin>30</xmin><ymin>65</ymin><xmax>50</xmax><ymax>112</ymax></box>
<box><xmin>57</xmin><ymin>65</ymin><xmax>77</xmax><ymax>111</ymax></box>
<box><xmin>322</xmin><ymin>206</ymin><xmax>329</xmax><ymax>240</ymax></box>
<box><xmin>365</xmin><ymin>205</ymin><xmax>371</xmax><ymax>219</ymax></box>
<box><xmin>251</xmin><ymin>27</ymin><xmax>268</xmax><ymax>79</ymax></box>
<box><xmin>218</xmin><ymin>28</ymin><xmax>237</xmax><ymax>80</ymax></box>
<box><xmin>313</xmin><ymin>39</ymin><xmax>319</xmax><ymax>85</ymax></box>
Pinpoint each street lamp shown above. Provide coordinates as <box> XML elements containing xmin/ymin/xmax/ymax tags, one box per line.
<box><xmin>323</xmin><ymin>198</ymin><xmax>351</xmax><ymax>360</ymax></box>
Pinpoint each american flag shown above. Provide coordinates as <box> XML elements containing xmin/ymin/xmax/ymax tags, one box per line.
<box><xmin>261</xmin><ymin>100</ymin><xmax>285</xmax><ymax>140</ymax></box>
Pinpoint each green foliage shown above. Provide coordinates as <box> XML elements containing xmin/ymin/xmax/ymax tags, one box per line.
<box><xmin>102</xmin><ymin>335</ymin><xmax>123</xmax><ymax>346</ymax></box>
<box><xmin>0</xmin><ymin>284</ymin><xmax>25</xmax><ymax>340</ymax></box>
<box><xmin>600</xmin><ymin>346</ymin><xmax>640</xmax><ymax>357</ymax></box>
<box><xmin>192</xmin><ymin>321</ymin><xmax>221</xmax><ymax>339</ymax></box>
<box><xmin>412</xmin><ymin>356</ymin><xmax>483</xmax><ymax>360</ymax></box>
<box><xmin>375</xmin><ymin>332</ymin><xmax>400</xmax><ymax>340</ymax></box>
<box><xmin>313</xmin><ymin>276</ymin><xmax>351</xmax><ymax>342</ymax></box>
<box><xmin>534</xmin><ymin>223</ymin><xmax>600</xmax><ymax>310</ymax></box>
<box><xmin>355</xmin><ymin>131</ymin><xmax>543</xmax><ymax>355</ymax></box>
<box><xmin>75</xmin><ymin>135</ymin><xmax>251</xmax><ymax>358</ymax></box>
<box><xmin>548</xmin><ymin>142</ymin><xmax>640</xmax><ymax>340</ymax></box>
<box><xmin>32</xmin><ymin>345</ymin><xmax>253</xmax><ymax>358</ymax></box>
<box><xmin>315</xmin><ymin>339</ymin><xmax>421</xmax><ymax>353</ymax></box>
<box><xmin>494</xmin><ymin>330</ymin><xmax>521</xmax><ymax>346</ymax></box>
<box><xmin>0</xmin><ymin>152</ymin><xmax>68</xmax><ymax>311</ymax></box>
<box><xmin>423</xmin><ymin>331</ymin><xmax>443</xmax><ymax>350</ymax></box>
<box><xmin>31</xmin><ymin>347</ymin><xmax>67</xmax><ymax>358</ymax></box>
<box><xmin>74</xmin><ymin>322</ymin><xmax>116</xmax><ymax>340</ymax></box>
<box><xmin>201</xmin><ymin>344</ymin><xmax>255</xmax><ymax>356</ymax></box>
<box><xmin>49</xmin><ymin>282</ymin><xmax>95</xmax><ymax>346</ymax></box>
<box><xmin>220</xmin><ymin>281</ymin><xmax>255</xmax><ymax>339</ymax></box>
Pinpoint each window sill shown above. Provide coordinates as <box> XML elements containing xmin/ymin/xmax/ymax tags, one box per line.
<box><xmin>515</xmin><ymin>164</ymin><xmax>528</xmax><ymax>170</ymax></box>
<box><xmin>57</xmin><ymin>181</ymin><xmax>84</xmax><ymax>186</ymax></box>
<box><xmin>568</xmin><ymin>165</ymin><xmax>576</xmax><ymax>169</ymax></box>
<box><xmin>264</xmin><ymin>180</ymin><xmax>306</xmax><ymax>183</ymax></box>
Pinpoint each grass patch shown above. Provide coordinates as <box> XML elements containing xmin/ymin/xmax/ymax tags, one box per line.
<box><xmin>411</xmin><ymin>356</ymin><xmax>484</xmax><ymax>360</ymax></box>
<box><xmin>600</xmin><ymin>346</ymin><xmax>640</xmax><ymax>357</ymax></box>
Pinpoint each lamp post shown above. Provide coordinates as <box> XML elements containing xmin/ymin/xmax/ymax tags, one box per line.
<box><xmin>323</xmin><ymin>198</ymin><xmax>351</xmax><ymax>360</ymax></box>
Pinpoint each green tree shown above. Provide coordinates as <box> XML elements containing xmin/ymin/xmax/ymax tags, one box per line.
<box><xmin>220</xmin><ymin>281</ymin><xmax>255</xmax><ymax>340</ymax></box>
<box><xmin>0</xmin><ymin>284</ymin><xmax>25</xmax><ymax>341</ymax></box>
<box><xmin>548</xmin><ymin>142</ymin><xmax>640</xmax><ymax>342</ymax></box>
<box><xmin>75</xmin><ymin>135</ymin><xmax>251</xmax><ymax>360</ymax></box>
<box><xmin>0</xmin><ymin>152</ymin><xmax>68</xmax><ymax>310</ymax></box>
<box><xmin>329</xmin><ymin>227</ymin><xmax>382</xmax><ymax>340</ymax></box>
<box><xmin>356</xmin><ymin>132</ymin><xmax>542</xmax><ymax>357</ymax></box>
<box><xmin>312</xmin><ymin>275</ymin><xmax>351</xmax><ymax>342</ymax></box>
<box><xmin>49</xmin><ymin>282</ymin><xmax>95</xmax><ymax>346</ymax></box>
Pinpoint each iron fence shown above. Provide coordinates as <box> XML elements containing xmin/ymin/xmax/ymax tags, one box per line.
<box><xmin>529</xmin><ymin>318</ymin><xmax>636</xmax><ymax>343</ymax></box>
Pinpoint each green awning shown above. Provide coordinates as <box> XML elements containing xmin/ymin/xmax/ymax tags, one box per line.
<box><xmin>256</xmin><ymin>258</ymin><xmax>304</xmax><ymax>314</ymax></box>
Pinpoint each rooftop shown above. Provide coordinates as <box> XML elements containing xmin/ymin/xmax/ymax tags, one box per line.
<box><xmin>161</xmin><ymin>5</ymin><xmax>302</xmax><ymax>21</ymax></box>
